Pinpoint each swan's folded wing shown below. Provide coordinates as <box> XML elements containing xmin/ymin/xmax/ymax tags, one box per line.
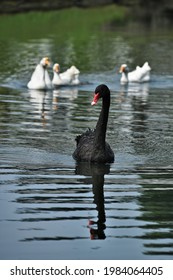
<box><xmin>73</xmin><ymin>129</ymin><xmax>95</xmax><ymax>161</ymax></box>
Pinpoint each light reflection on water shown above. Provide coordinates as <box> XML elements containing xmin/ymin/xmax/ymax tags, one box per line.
<box><xmin>1</xmin><ymin>83</ymin><xmax>173</xmax><ymax>260</ymax></box>
<box><xmin>1</xmin><ymin>16</ymin><xmax>173</xmax><ymax>260</ymax></box>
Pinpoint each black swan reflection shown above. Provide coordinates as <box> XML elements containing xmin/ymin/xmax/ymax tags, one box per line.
<box><xmin>75</xmin><ymin>162</ymin><xmax>110</xmax><ymax>239</ymax></box>
<box><xmin>73</xmin><ymin>84</ymin><xmax>114</xmax><ymax>163</ymax></box>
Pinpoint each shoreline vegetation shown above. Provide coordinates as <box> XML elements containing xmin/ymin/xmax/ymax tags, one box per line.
<box><xmin>1</xmin><ymin>0</ymin><xmax>115</xmax><ymax>14</ymax></box>
<box><xmin>0</xmin><ymin>1</ymin><xmax>173</xmax><ymax>28</ymax></box>
<box><xmin>0</xmin><ymin>3</ymin><xmax>173</xmax><ymax>43</ymax></box>
<box><xmin>0</xmin><ymin>5</ymin><xmax>129</xmax><ymax>43</ymax></box>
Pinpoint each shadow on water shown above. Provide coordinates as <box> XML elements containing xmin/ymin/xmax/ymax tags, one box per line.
<box><xmin>75</xmin><ymin>162</ymin><xmax>110</xmax><ymax>240</ymax></box>
<box><xmin>9</xmin><ymin>161</ymin><xmax>110</xmax><ymax>244</ymax></box>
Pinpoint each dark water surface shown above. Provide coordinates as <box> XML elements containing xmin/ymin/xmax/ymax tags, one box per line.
<box><xmin>1</xmin><ymin>9</ymin><xmax>173</xmax><ymax>260</ymax></box>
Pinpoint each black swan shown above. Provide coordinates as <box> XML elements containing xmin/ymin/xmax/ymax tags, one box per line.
<box><xmin>73</xmin><ymin>84</ymin><xmax>114</xmax><ymax>163</ymax></box>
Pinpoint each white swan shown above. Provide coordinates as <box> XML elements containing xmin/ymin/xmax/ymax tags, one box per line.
<box><xmin>27</xmin><ymin>57</ymin><xmax>52</xmax><ymax>90</ymax></box>
<box><xmin>52</xmin><ymin>63</ymin><xmax>80</xmax><ymax>86</ymax></box>
<box><xmin>119</xmin><ymin>62</ymin><xmax>151</xmax><ymax>84</ymax></box>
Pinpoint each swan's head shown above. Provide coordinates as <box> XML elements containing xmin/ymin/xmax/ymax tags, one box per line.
<box><xmin>91</xmin><ymin>84</ymin><xmax>110</xmax><ymax>106</ymax></box>
<box><xmin>119</xmin><ymin>64</ymin><xmax>129</xmax><ymax>74</ymax></box>
<box><xmin>40</xmin><ymin>57</ymin><xmax>51</xmax><ymax>67</ymax></box>
<box><xmin>53</xmin><ymin>63</ymin><xmax>60</xmax><ymax>73</ymax></box>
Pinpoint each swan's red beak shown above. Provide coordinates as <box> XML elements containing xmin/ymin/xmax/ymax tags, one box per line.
<box><xmin>91</xmin><ymin>93</ymin><xmax>100</xmax><ymax>106</ymax></box>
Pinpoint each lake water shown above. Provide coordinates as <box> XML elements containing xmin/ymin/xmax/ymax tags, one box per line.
<box><xmin>1</xmin><ymin>8</ymin><xmax>173</xmax><ymax>260</ymax></box>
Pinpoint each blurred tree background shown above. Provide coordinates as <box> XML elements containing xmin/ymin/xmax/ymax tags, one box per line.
<box><xmin>0</xmin><ymin>0</ymin><xmax>172</xmax><ymax>18</ymax></box>
<box><xmin>0</xmin><ymin>0</ymin><xmax>173</xmax><ymax>27</ymax></box>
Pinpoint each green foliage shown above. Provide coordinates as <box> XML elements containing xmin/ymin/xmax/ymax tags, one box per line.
<box><xmin>0</xmin><ymin>5</ymin><xmax>127</xmax><ymax>41</ymax></box>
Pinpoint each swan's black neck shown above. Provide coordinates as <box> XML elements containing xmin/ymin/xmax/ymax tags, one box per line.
<box><xmin>93</xmin><ymin>94</ymin><xmax>110</xmax><ymax>150</ymax></box>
